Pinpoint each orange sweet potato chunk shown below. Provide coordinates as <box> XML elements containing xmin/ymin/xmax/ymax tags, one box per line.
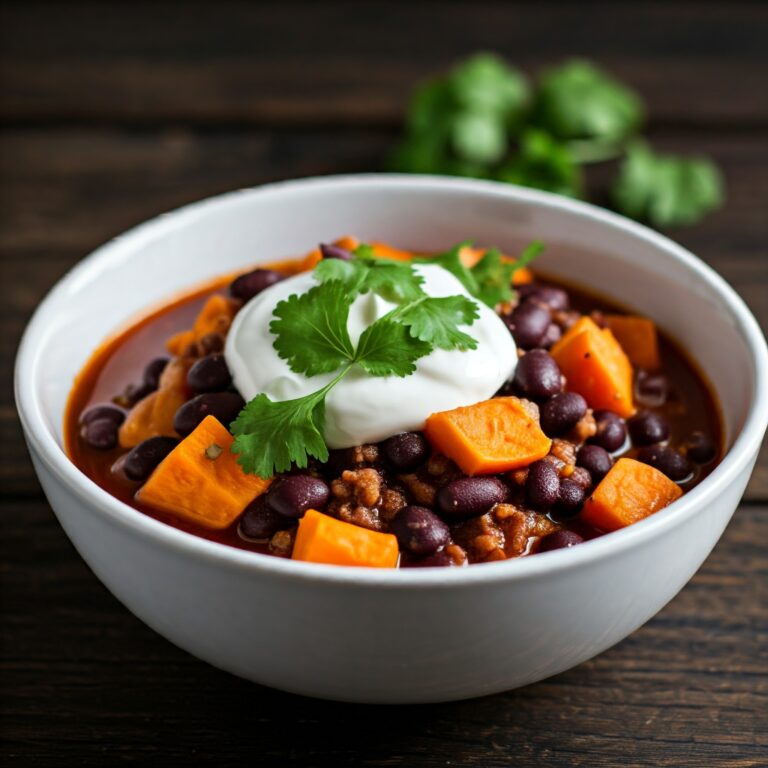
<box><xmin>136</xmin><ymin>415</ymin><xmax>271</xmax><ymax>529</ymax></box>
<box><xmin>370</xmin><ymin>242</ymin><xmax>415</xmax><ymax>261</ymax></box>
<box><xmin>118</xmin><ymin>358</ymin><xmax>190</xmax><ymax>448</ymax></box>
<box><xmin>582</xmin><ymin>457</ymin><xmax>683</xmax><ymax>532</ymax></box>
<box><xmin>292</xmin><ymin>509</ymin><xmax>399</xmax><ymax>568</ymax></box>
<box><xmin>605</xmin><ymin>314</ymin><xmax>661</xmax><ymax>370</ymax></box>
<box><xmin>550</xmin><ymin>317</ymin><xmax>635</xmax><ymax>418</ymax></box>
<box><xmin>193</xmin><ymin>294</ymin><xmax>238</xmax><ymax>340</ymax></box>
<box><xmin>425</xmin><ymin>397</ymin><xmax>552</xmax><ymax>475</ymax></box>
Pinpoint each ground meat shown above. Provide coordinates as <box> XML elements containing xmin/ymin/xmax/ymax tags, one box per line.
<box><xmin>398</xmin><ymin>472</ymin><xmax>437</xmax><ymax>506</ymax></box>
<box><xmin>269</xmin><ymin>528</ymin><xmax>295</xmax><ymax>558</ymax></box>
<box><xmin>553</xmin><ymin>309</ymin><xmax>581</xmax><ymax>329</ymax></box>
<box><xmin>441</xmin><ymin>543</ymin><xmax>469</xmax><ymax>566</ymax></box>
<box><xmin>452</xmin><ymin>513</ymin><xmax>506</xmax><ymax>563</ymax></box>
<box><xmin>568</xmin><ymin>410</ymin><xmax>597</xmax><ymax>444</ymax></box>
<box><xmin>379</xmin><ymin>487</ymin><xmax>408</xmax><ymax>523</ymax></box>
<box><xmin>326</xmin><ymin>468</ymin><xmax>407</xmax><ymax>532</ymax></box>
<box><xmin>327</xmin><ymin>443</ymin><xmax>380</xmax><ymax>473</ymax></box>
<box><xmin>399</xmin><ymin>454</ymin><xmax>461</xmax><ymax>507</ymax></box>
<box><xmin>550</xmin><ymin>438</ymin><xmax>577</xmax><ymax>468</ymax></box>
<box><xmin>493</xmin><ymin>503</ymin><xmax>560</xmax><ymax>557</ymax></box>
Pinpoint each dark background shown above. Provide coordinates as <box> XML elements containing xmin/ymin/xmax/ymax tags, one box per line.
<box><xmin>1</xmin><ymin>2</ymin><xmax>766</xmax><ymax>766</ymax></box>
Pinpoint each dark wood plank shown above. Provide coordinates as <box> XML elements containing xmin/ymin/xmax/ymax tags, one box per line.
<box><xmin>1</xmin><ymin>2</ymin><xmax>767</xmax><ymax>127</ymax></box>
<box><xmin>2</xmin><ymin>496</ymin><xmax>765</xmax><ymax>767</ymax></box>
<box><xmin>2</xmin><ymin>127</ymin><xmax>766</xmax><ymax>499</ymax></box>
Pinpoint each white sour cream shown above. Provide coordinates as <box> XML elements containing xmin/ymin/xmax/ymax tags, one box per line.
<box><xmin>225</xmin><ymin>264</ymin><xmax>517</xmax><ymax>448</ymax></box>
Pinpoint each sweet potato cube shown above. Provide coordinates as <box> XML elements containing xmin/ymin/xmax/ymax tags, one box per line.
<box><xmin>292</xmin><ymin>510</ymin><xmax>399</xmax><ymax>568</ymax></box>
<box><xmin>136</xmin><ymin>415</ymin><xmax>271</xmax><ymax>529</ymax></box>
<box><xmin>582</xmin><ymin>458</ymin><xmax>683</xmax><ymax>532</ymax></box>
<box><xmin>605</xmin><ymin>314</ymin><xmax>661</xmax><ymax>370</ymax></box>
<box><xmin>551</xmin><ymin>317</ymin><xmax>635</xmax><ymax>418</ymax></box>
<box><xmin>425</xmin><ymin>396</ymin><xmax>552</xmax><ymax>475</ymax></box>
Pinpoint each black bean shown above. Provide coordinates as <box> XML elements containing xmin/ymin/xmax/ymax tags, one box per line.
<box><xmin>80</xmin><ymin>404</ymin><xmax>125</xmax><ymax>427</ymax></box>
<box><xmin>173</xmin><ymin>391</ymin><xmax>245</xmax><ymax>436</ymax></box>
<box><xmin>539</xmin><ymin>323</ymin><xmax>562</xmax><ymax>349</ymax></box>
<box><xmin>590</xmin><ymin>409</ymin><xmax>627</xmax><ymax>452</ymax></box>
<box><xmin>505</xmin><ymin>300</ymin><xmax>552</xmax><ymax>349</ymax></box>
<box><xmin>123</xmin><ymin>436</ymin><xmax>179</xmax><ymax>481</ymax></box>
<box><xmin>637</xmin><ymin>445</ymin><xmax>691</xmax><ymax>481</ymax></box>
<box><xmin>525</xmin><ymin>460</ymin><xmax>560</xmax><ymax>511</ymax></box>
<box><xmin>240</xmin><ymin>496</ymin><xmax>291</xmax><ymax>540</ymax></box>
<box><xmin>229</xmin><ymin>268</ymin><xmax>284</xmax><ymax>302</ymax></box>
<box><xmin>143</xmin><ymin>357</ymin><xmax>169</xmax><ymax>389</ymax></box>
<box><xmin>405</xmin><ymin>549</ymin><xmax>462</xmax><ymax>568</ymax></box>
<box><xmin>391</xmin><ymin>506</ymin><xmax>450</xmax><ymax>556</ymax></box>
<box><xmin>686</xmin><ymin>431</ymin><xmax>717</xmax><ymax>464</ymax></box>
<box><xmin>555</xmin><ymin>478</ymin><xmax>586</xmax><ymax>517</ymax></box>
<box><xmin>629</xmin><ymin>411</ymin><xmax>670</xmax><ymax>446</ymax></box>
<box><xmin>512</xmin><ymin>349</ymin><xmax>562</xmax><ymax>401</ymax></box>
<box><xmin>636</xmin><ymin>371</ymin><xmax>669</xmax><ymax>406</ymax></box>
<box><xmin>436</xmin><ymin>477</ymin><xmax>506</xmax><ymax>520</ymax></box>
<box><xmin>266</xmin><ymin>475</ymin><xmax>330</xmax><ymax>519</ymax></box>
<box><xmin>540</xmin><ymin>392</ymin><xmax>587</xmax><ymax>437</ymax></box>
<box><xmin>577</xmin><ymin>444</ymin><xmax>613</xmax><ymax>483</ymax></box>
<box><xmin>518</xmin><ymin>283</ymin><xmax>570</xmax><ymax>312</ymax></box>
<box><xmin>320</xmin><ymin>243</ymin><xmax>353</xmax><ymax>260</ymax></box>
<box><xmin>199</xmin><ymin>333</ymin><xmax>225</xmax><ymax>355</ymax></box>
<box><xmin>538</xmin><ymin>530</ymin><xmax>585</xmax><ymax>552</ymax></box>
<box><xmin>382</xmin><ymin>432</ymin><xmax>429</xmax><ymax>471</ymax></box>
<box><xmin>187</xmin><ymin>353</ymin><xmax>232</xmax><ymax>394</ymax></box>
<box><xmin>80</xmin><ymin>418</ymin><xmax>119</xmax><ymax>450</ymax></box>
<box><xmin>123</xmin><ymin>381</ymin><xmax>154</xmax><ymax>406</ymax></box>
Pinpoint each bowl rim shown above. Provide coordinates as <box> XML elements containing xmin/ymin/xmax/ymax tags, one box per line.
<box><xmin>14</xmin><ymin>173</ymin><xmax>768</xmax><ymax>587</ymax></box>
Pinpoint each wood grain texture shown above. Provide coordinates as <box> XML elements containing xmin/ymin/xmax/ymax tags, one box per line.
<box><xmin>1</xmin><ymin>2</ymin><xmax>767</xmax><ymax>127</ymax></box>
<box><xmin>1</xmin><ymin>1</ymin><xmax>767</xmax><ymax>764</ymax></box>
<box><xmin>1</xmin><ymin>498</ymin><xmax>766</xmax><ymax>767</ymax></box>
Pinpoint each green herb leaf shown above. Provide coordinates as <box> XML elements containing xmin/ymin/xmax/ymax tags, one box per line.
<box><xmin>231</xmin><ymin>387</ymin><xmax>332</xmax><ymax>477</ymax></box>
<box><xmin>355</xmin><ymin>318</ymin><xmax>432</xmax><ymax>377</ymax></box>
<box><xmin>612</xmin><ymin>141</ymin><xmax>725</xmax><ymax>228</ymax></box>
<box><xmin>398</xmin><ymin>296</ymin><xmax>479</xmax><ymax>351</ymax></box>
<box><xmin>533</xmin><ymin>59</ymin><xmax>643</xmax><ymax>148</ymax></box>
<box><xmin>269</xmin><ymin>281</ymin><xmax>355</xmax><ymax>376</ymax></box>
<box><xmin>451</xmin><ymin>110</ymin><xmax>507</xmax><ymax>164</ymax></box>
<box><xmin>470</xmin><ymin>247</ymin><xmax>516</xmax><ymax>307</ymax></box>
<box><xmin>418</xmin><ymin>241</ymin><xmax>479</xmax><ymax>296</ymax></box>
<box><xmin>497</xmin><ymin>129</ymin><xmax>582</xmax><ymax>198</ymax></box>
<box><xmin>314</xmin><ymin>251</ymin><xmax>425</xmax><ymax>303</ymax></box>
<box><xmin>451</xmin><ymin>53</ymin><xmax>529</xmax><ymax>116</ymax></box>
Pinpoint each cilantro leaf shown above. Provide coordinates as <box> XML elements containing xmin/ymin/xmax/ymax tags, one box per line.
<box><xmin>470</xmin><ymin>247</ymin><xmax>516</xmax><ymax>307</ymax></box>
<box><xmin>231</xmin><ymin>388</ymin><xmax>330</xmax><ymax>476</ymax></box>
<box><xmin>269</xmin><ymin>281</ymin><xmax>355</xmax><ymax>376</ymax></box>
<box><xmin>398</xmin><ymin>296</ymin><xmax>479</xmax><ymax>351</ymax></box>
<box><xmin>355</xmin><ymin>318</ymin><xmax>432</xmax><ymax>377</ymax></box>
<box><xmin>418</xmin><ymin>241</ymin><xmax>479</xmax><ymax>296</ymax></box>
<box><xmin>533</xmin><ymin>60</ymin><xmax>643</xmax><ymax>147</ymax></box>
<box><xmin>451</xmin><ymin>110</ymin><xmax>507</xmax><ymax>164</ymax></box>
<box><xmin>314</xmin><ymin>253</ymin><xmax>425</xmax><ymax>303</ymax></box>
<box><xmin>497</xmin><ymin>129</ymin><xmax>582</xmax><ymax>198</ymax></box>
<box><xmin>612</xmin><ymin>141</ymin><xmax>725</xmax><ymax>228</ymax></box>
<box><xmin>451</xmin><ymin>53</ymin><xmax>529</xmax><ymax>117</ymax></box>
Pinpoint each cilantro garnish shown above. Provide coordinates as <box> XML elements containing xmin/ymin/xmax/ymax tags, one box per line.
<box><xmin>390</xmin><ymin>54</ymin><xmax>724</xmax><ymax>228</ymax></box>
<box><xmin>612</xmin><ymin>141</ymin><xmax>724</xmax><ymax>228</ymax></box>
<box><xmin>232</xmin><ymin>241</ymin><xmax>543</xmax><ymax>476</ymax></box>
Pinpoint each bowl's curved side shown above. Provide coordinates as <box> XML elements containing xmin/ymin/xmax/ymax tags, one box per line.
<box><xmin>27</xmin><ymin>437</ymin><xmax>756</xmax><ymax>703</ymax></box>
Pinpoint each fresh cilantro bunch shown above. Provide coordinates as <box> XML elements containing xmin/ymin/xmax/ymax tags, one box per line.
<box><xmin>231</xmin><ymin>243</ymin><xmax>542</xmax><ymax>477</ymax></box>
<box><xmin>391</xmin><ymin>54</ymin><xmax>724</xmax><ymax>228</ymax></box>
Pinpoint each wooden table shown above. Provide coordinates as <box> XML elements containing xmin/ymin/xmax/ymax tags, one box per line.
<box><xmin>2</xmin><ymin>3</ymin><xmax>766</xmax><ymax>765</ymax></box>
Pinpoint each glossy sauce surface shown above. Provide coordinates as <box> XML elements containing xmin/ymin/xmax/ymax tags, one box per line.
<box><xmin>65</xmin><ymin>258</ymin><xmax>723</xmax><ymax>557</ymax></box>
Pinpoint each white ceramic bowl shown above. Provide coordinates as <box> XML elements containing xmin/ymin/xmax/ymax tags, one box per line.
<box><xmin>15</xmin><ymin>175</ymin><xmax>768</xmax><ymax>703</ymax></box>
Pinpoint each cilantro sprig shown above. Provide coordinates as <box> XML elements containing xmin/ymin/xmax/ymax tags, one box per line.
<box><xmin>391</xmin><ymin>54</ymin><xmax>724</xmax><ymax>228</ymax></box>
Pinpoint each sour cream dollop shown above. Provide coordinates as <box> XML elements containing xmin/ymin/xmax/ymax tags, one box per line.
<box><xmin>225</xmin><ymin>264</ymin><xmax>517</xmax><ymax>448</ymax></box>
